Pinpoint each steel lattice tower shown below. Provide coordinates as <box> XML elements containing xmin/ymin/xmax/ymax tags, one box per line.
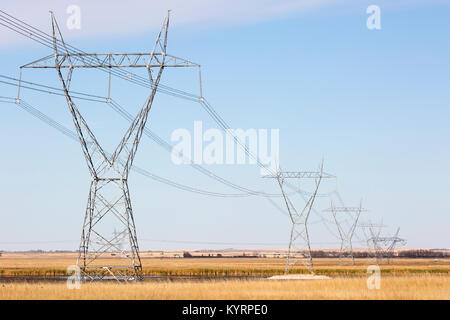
<box><xmin>367</xmin><ymin>227</ymin><xmax>406</xmax><ymax>264</ymax></box>
<box><xmin>263</xmin><ymin>162</ymin><xmax>334</xmax><ymax>274</ymax></box>
<box><xmin>19</xmin><ymin>12</ymin><xmax>200</xmax><ymax>280</ymax></box>
<box><xmin>324</xmin><ymin>201</ymin><xmax>366</xmax><ymax>265</ymax></box>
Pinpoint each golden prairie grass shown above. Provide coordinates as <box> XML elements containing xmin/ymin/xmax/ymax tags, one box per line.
<box><xmin>0</xmin><ymin>275</ymin><xmax>449</xmax><ymax>300</ymax></box>
<box><xmin>1</xmin><ymin>252</ymin><xmax>449</xmax><ymax>276</ymax></box>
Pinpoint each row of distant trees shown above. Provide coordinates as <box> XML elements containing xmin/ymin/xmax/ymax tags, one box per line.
<box><xmin>181</xmin><ymin>250</ymin><xmax>449</xmax><ymax>259</ymax></box>
<box><xmin>1</xmin><ymin>249</ymin><xmax>447</xmax><ymax>259</ymax></box>
<box><xmin>310</xmin><ymin>249</ymin><xmax>449</xmax><ymax>258</ymax></box>
<box><xmin>397</xmin><ymin>249</ymin><xmax>449</xmax><ymax>258</ymax></box>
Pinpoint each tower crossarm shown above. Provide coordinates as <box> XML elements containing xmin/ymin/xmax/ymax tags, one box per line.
<box><xmin>359</xmin><ymin>224</ymin><xmax>386</xmax><ymax>228</ymax></box>
<box><xmin>323</xmin><ymin>207</ymin><xmax>368</xmax><ymax>213</ymax></box>
<box><xmin>20</xmin><ymin>53</ymin><xmax>200</xmax><ymax>69</ymax></box>
<box><xmin>368</xmin><ymin>236</ymin><xmax>406</xmax><ymax>243</ymax></box>
<box><xmin>262</xmin><ymin>171</ymin><xmax>335</xmax><ymax>179</ymax></box>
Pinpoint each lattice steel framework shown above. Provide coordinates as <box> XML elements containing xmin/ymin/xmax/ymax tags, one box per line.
<box><xmin>360</xmin><ymin>222</ymin><xmax>385</xmax><ymax>261</ymax></box>
<box><xmin>263</xmin><ymin>162</ymin><xmax>334</xmax><ymax>274</ymax></box>
<box><xmin>367</xmin><ymin>227</ymin><xmax>406</xmax><ymax>264</ymax></box>
<box><xmin>19</xmin><ymin>12</ymin><xmax>200</xmax><ymax>281</ymax></box>
<box><xmin>324</xmin><ymin>201</ymin><xmax>367</xmax><ymax>265</ymax></box>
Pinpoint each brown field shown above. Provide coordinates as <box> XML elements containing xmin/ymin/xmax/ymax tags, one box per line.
<box><xmin>0</xmin><ymin>276</ymin><xmax>449</xmax><ymax>300</ymax></box>
<box><xmin>0</xmin><ymin>252</ymin><xmax>449</xmax><ymax>299</ymax></box>
<box><xmin>1</xmin><ymin>252</ymin><xmax>449</xmax><ymax>276</ymax></box>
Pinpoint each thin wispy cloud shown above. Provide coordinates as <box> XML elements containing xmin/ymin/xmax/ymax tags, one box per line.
<box><xmin>0</xmin><ymin>0</ymin><xmax>446</xmax><ymax>47</ymax></box>
<box><xmin>0</xmin><ymin>0</ymin><xmax>336</xmax><ymax>46</ymax></box>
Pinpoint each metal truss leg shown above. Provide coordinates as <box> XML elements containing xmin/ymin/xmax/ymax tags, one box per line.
<box><xmin>285</xmin><ymin>221</ymin><xmax>314</xmax><ymax>274</ymax></box>
<box><xmin>339</xmin><ymin>240</ymin><xmax>355</xmax><ymax>266</ymax></box>
<box><xmin>76</xmin><ymin>178</ymin><xmax>143</xmax><ymax>281</ymax></box>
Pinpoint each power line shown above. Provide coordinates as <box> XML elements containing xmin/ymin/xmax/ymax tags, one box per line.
<box><xmin>0</xmin><ymin>74</ymin><xmax>106</xmax><ymax>100</ymax></box>
<box><xmin>1</xmin><ymin>84</ymin><xmax>346</xmax><ymax>233</ymax></box>
<box><xmin>2</xmin><ymin>98</ymin><xmax>254</xmax><ymax>198</ymax></box>
<box><xmin>0</xmin><ymin>10</ymin><xmax>201</xmax><ymax>100</ymax></box>
<box><xmin>0</xmin><ymin>238</ymin><xmax>364</xmax><ymax>246</ymax></box>
<box><xmin>0</xmin><ymin>9</ymin><xmax>279</xmax><ymax>179</ymax></box>
<box><xmin>0</xmin><ymin>9</ymin><xmax>325</xmax><ymax>200</ymax></box>
<box><xmin>0</xmin><ymin>10</ymin><xmax>379</xmax><ymax>259</ymax></box>
<box><xmin>0</xmin><ymin>74</ymin><xmax>289</xmax><ymax>198</ymax></box>
<box><xmin>0</xmin><ymin>94</ymin><xmax>346</xmax><ymax>237</ymax></box>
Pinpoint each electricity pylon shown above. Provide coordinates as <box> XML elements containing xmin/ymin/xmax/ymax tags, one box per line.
<box><xmin>367</xmin><ymin>227</ymin><xmax>406</xmax><ymax>264</ymax></box>
<box><xmin>19</xmin><ymin>12</ymin><xmax>200</xmax><ymax>280</ymax></box>
<box><xmin>359</xmin><ymin>222</ymin><xmax>385</xmax><ymax>261</ymax></box>
<box><xmin>263</xmin><ymin>162</ymin><xmax>334</xmax><ymax>274</ymax></box>
<box><xmin>324</xmin><ymin>200</ymin><xmax>366</xmax><ymax>265</ymax></box>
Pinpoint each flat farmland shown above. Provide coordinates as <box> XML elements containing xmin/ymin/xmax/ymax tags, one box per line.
<box><xmin>0</xmin><ymin>252</ymin><xmax>449</xmax><ymax>277</ymax></box>
<box><xmin>0</xmin><ymin>252</ymin><xmax>449</xmax><ymax>299</ymax></box>
<box><xmin>0</xmin><ymin>275</ymin><xmax>448</xmax><ymax>300</ymax></box>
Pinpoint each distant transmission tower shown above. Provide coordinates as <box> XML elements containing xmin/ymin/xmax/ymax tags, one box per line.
<box><xmin>324</xmin><ymin>200</ymin><xmax>367</xmax><ymax>265</ymax></box>
<box><xmin>19</xmin><ymin>11</ymin><xmax>201</xmax><ymax>280</ymax></box>
<box><xmin>367</xmin><ymin>227</ymin><xmax>406</xmax><ymax>264</ymax></box>
<box><xmin>359</xmin><ymin>222</ymin><xmax>385</xmax><ymax>261</ymax></box>
<box><xmin>263</xmin><ymin>162</ymin><xmax>334</xmax><ymax>274</ymax></box>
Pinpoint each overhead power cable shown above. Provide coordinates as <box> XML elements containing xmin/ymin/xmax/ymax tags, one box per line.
<box><xmin>0</xmin><ymin>10</ymin><xmax>344</xmax><ymax>219</ymax></box>
<box><xmin>0</xmin><ymin>94</ymin><xmax>341</xmax><ymax>231</ymax></box>
<box><xmin>0</xmin><ymin>75</ymin><xmax>289</xmax><ymax>198</ymax></box>
<box><xmin>0</xmin><ymin>10</ymin><xmax>278</xmax><ymax>178</ymax></box>
<box><xmin>1</xmin><ymin>98</ymin><xmax>254</xmax><ymax>198</ymax></box>
<box><xmin>0</xmin><ymin>238</ymin><xmax>366</xmax><ymax>246</ymax></box>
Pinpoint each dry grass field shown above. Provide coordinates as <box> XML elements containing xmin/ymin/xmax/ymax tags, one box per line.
<box><xmin>0</xmin><ymin>252</ymin><xmax>448</xmax><ymax>299</ymax></box>
<box><xmin>0</xmin><ymin>276</ymin><xmax>448</xmax><ymax>300</ymax></box>
<box><xmin>0</xmin><ymin>252</ymin><xmax>449</xmax><ymax>276</ymax></box>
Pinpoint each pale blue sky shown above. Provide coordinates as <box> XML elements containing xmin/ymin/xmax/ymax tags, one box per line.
<box><xmin>0</xmin><ymin>0</ymin><xmax>449</xmax><ymax>250</ymax></box>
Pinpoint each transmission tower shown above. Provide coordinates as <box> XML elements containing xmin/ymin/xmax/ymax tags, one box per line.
<box><xmin>263</xmin><ymin>162</ymin><xmax>334</xmax><ymax>274</ymax></box>
<box><xmin>367</xmin><ymin>227</ymin><xmax>406</xmax><ymax>264</ymax></box>
<box><xmin>18</xmin><ymin>12</ymin><xmax>200</xmax><ymax>281</ymax></box>
<box><xmin>323</xmin><ymin>200</ymin><xmax>367</xmax><ymax>265</ymax></box>
<box><xmin>359</xmin><ymin>222</ymin><xmax>385</xmax><ymax>261</ymax></box>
